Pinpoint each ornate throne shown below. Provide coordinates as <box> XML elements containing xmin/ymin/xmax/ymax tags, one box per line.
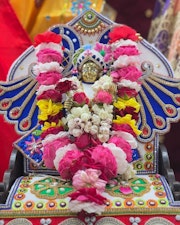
<box><xmin>0</xmin><ymin>9</ymin><xmax>180</xmax><ymax>225</ymax></box>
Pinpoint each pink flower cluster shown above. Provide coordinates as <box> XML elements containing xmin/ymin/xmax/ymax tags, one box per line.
<box><xmin>43</xmin><ymin>136</ymin><xmax>70</xmax><ymax>168</ymax></box>
<box><xmin>34</xmin><ymin>31</ymin><xmax>74</xmax><ymax>139</ymax></box>
<box><xmin>36</xmin><ymin>71</ymin><xmax>62</xmax><ymax>86</ymax></box>
<box><xmin>113</xmin><ymin>46</ymin><xmax>139</xmax><ymax>59</ymax></box>
<box><xmin>94</xmin><ymin>42</ymin><xmax>112</xmax><ymax>62</ymax></box>
<box><xmin>37</xmin><ymin>48</ymin><xmax>63</xmax><ymax>63</ymax></box>
<box><xmin>111</xmin><ymin>66</ymin><xmax>142</xmax><ymax>83</ymax></box>
<box><xmin>57</xmin><ymin>144</ymin><xmax>117</xmax><ymax>181</ymax></box>
<box><xmin>109</xmin><ymin>25</ymin><xmax>142</xmax><ymax>99</ymax></box>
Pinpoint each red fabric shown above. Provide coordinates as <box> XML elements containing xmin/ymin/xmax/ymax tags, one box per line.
<box><xmin>0</xmin><ymin>0</ymin><xmax>32</xmax><ymax>181</ymax></box>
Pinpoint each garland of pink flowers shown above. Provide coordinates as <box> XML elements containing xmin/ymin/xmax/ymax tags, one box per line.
<box><xmin>34</xmin><ymin>25</ymin><xmax>142</xmax><ymax>215</ymax></box>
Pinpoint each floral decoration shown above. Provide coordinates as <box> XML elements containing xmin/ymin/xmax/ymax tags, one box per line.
<box><xmin>34</xmin><ymin>25</ymin><xmax>142</xmax><ymax>215</ymax></box>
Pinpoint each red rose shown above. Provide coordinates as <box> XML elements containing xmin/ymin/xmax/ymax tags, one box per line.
<box><xmin>41</xmin><ymin>126</ymin><xmax>64</xmax><ymax>139</ymax></box>
<box><xmin>73</xmin><ymin>92</ymin><xmax>89</xmax><ymax>105</ymax></box>
<box><xmin>115</xmin><ymin>107</ymin><xmax>139</xmax><ymax>121</ymax></box>
<box><xmin>48</xmin><ymin>111</ymin><xmax>64</xmax><ymax>123</ymax></box>
<box><xmin>55</xmin><ymin>80</ymin><xmax>72</xmax><ymax>93</ymax></box>
<box><xmin>37</xmin><ymin>89</ymin><xmax>62</xmax><ymax>102</ymax></box>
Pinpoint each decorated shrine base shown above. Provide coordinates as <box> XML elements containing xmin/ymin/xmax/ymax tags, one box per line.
<box><xmin>0</xmin><ymin>174</ymin><xmax>180</xmax><ymax>224</ymax></box>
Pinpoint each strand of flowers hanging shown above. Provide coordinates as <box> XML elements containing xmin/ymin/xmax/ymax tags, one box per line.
<box><xmin>34</xmin><ymin>25</ymin><xmax>142</xmax><ymax>215</ymax></box>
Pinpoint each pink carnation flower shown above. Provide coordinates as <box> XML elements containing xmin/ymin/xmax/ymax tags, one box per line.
<box><xmin>74</xmin><ymin>133</ymin><xmax>91</xmax><ymax>149</ymax></box>
<box><xmin>37</xmin><ymin>48</ymin><xmax>63</xmax><ymax>63</ymax></box>
<box><xmin>58</xmin><ymin>150</ymin><xmax>84</xmax><ymax>179</ymax></box>
<box><xmin>43</xmin><ymin>136</ymin><xmax>70</xmax><ymax>168</ymax></box>
<box><xmin>94</xmin><ymin>90</ymin><xmax>113</xmax><ymax>104</ymax></box>
<box><xmin>72</xmin><ymin>169</ymin><xmax>107</xmax><ymax>192</ymax></box>
<box><xmin>36</xmin><ymin>71</ymin><xmax>62</xmax><ymax>85</ymax></box>
<box><xmin>108</xmin><ymin>136</ymin><xmax>133</xmax><ymax>162</ymax></box>
<box><xmin>111</xmin><ymin>66</ymin><xmax>142</xmax><ymax>82</ymax></box>
<box><xmin>110</xmin><ymin>71</ymin><xmax>120</xmax><ymax>83</ymax></box>
<box><xmin>90</xmin><ymin>145</ymin><xmax>117</xmax><ymax>180</ymax></box>
<box><xmin>113</xmin><ymin>46</ymin><xmax>139</xmax><ymax>59</ymax></box>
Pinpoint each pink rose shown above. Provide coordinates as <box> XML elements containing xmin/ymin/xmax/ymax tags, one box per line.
<box><xmin>36</xmin><ymin>71</ymin><xmax>62</xmax><ymax>85</ymax></box>
<box><xmin>58</xmin><ymin>150</ymin><xmax>84</xmax><ymax>179</ymax></box>
<box><xmin>90</xmin><ymin>145</ymin><xmax>117</xmax><ymax>180</ymax></box>
<box><xmin>43</xmin><ymin>136</ymin><xmax>70</xmax><ymax>168</ymax></box>
<box><xmin>72</xmin><ymin>169</ymin><xmax>107</xmax><ymax>192</ymax></box>
<box><xmin>73</xmin><ymin>92</ymin><xmax>89</xmax><ymax>105</ymax></box>
<box><xmin>108</xmin><ymin>136</ymin><xmax>132</xmax><ymax>162</ymax></box>
<box><xmin>94</xmin><ymin>90</ymin><xmax>113</xmax><ymax>104</ymax></box>
<box><xmin>37</xmin><ymin>48</ymin><xmax>63</xmax><ymax>63</ymax></box>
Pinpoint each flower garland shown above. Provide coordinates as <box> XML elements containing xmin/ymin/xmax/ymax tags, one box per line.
<box><xmin>34</xmin><ymin>25</ymin><xmax>142</xmax><ymax>215</ymax></box>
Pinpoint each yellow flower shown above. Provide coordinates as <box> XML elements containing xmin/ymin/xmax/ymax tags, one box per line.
<box><xmin>113</xmin><ymin>97</ymin><xmax>140</xmax><ymax>113</ymax></box>
<box><xmin>42</xmin><ymin>120</ymin><xmax>63</xmax><ymax>131</ymax></box>
<box><xmin>113</xmin><ymin>114</ymin><xmax>142</xmax><ymax>135</ymax></box>
<box><xmin>37</xmin><ymin>99</ymin><xmax>63</xmax><ymax>121</ymax></box>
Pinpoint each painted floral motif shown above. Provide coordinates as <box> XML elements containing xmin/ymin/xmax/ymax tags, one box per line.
<box><xmin>31</xmin><ymin>177</ymin><xmax>74</xmax><ymax>199</ymax></box>
<box><xmin>15</xmin><ymin>126</ymin><xmax>43</xmax><ymax>165</ymax></box>
<box><xmin>106</xmin><ymin>177</ymin><xmax>150</xmax><ymax>198</ymax></box>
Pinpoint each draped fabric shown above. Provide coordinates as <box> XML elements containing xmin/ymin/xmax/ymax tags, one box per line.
<box><xmin>148</xmin><ymin>0</ymin><xmax>180</xmax><ymax>78</ymax></box>
<box><xmin>148</xmin><ymin>0</ymin><xmax>180</xmax><ymax>181</ymax></box>
<box><xmin>10</xmin><ymin>0</ymin><xmax>105</xmax><ymax>41</ymax></box>
<box><xmin>0</xmin><ymin>0</ymin><xmax>32</xmax><ymax>181</ymax></box>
